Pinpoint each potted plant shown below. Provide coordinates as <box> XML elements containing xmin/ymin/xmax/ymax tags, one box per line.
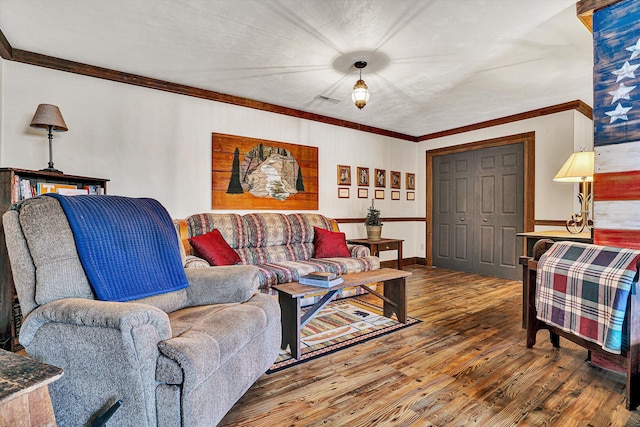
<box><xmin>365</xmin><ymin>199</ymin><xmax>383</xmax><ymax>240</ymax></box>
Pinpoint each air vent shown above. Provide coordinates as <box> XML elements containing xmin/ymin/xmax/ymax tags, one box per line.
<box><xmin>315</xmin><ymin>95</ymin><xmax>341</xmax><ymax>104</ymax></box>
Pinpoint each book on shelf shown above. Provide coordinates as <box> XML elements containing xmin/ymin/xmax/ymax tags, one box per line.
<box><xmin>298</xmin><ymin>273</ymin><xmax>344</xmax><ymax>288</ymax></box>
<box><xmin>57</xmin><ymin>187</ymin><xmax>89</xmax><ymax>196</ymax></box>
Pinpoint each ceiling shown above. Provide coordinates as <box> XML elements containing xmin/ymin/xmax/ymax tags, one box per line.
<box><xmin>0</xmin><ymin>0</ymin><xmax>594</xmax><ymax>138</ymax></box>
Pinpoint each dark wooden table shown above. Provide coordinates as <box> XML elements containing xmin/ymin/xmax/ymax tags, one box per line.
<box><xmin>347</xmin><ymin>238</ymin><xmax>404</xmax><ymax>270</ymax></box>
<box><xmin>517</xmin><ymin>230</ymin><xmax>592</xmax><ymax>257</ymax></box>
<box><xmin>273</xmin><ymin>268</ymin><xmax>412</xmax><ymax>359</ymax></box>
<box><xmin>0</xmin><ymin>349</ymin><xmax>63</xmax><ymax>427</ymax></box>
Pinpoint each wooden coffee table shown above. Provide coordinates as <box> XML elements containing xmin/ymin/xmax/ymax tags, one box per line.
<box><xmin>272</xmin><ymin>268</ymin><xmax>412</xmax><ymax>359</ymax></box>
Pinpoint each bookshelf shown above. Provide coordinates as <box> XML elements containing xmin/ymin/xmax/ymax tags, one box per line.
<box><xmin>0</xmin><ymin>168</ymin><xmax>109</xmax><ymax>351</ymax></box>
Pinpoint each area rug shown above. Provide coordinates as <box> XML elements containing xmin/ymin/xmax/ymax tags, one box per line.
<box><xmin>268</xmin><ymin>297</ymin><xmax>421</xmax><ymax>373</ymax></box>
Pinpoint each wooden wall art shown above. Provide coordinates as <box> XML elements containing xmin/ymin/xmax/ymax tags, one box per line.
<box><xmin>212</xmin><ymin>133</ymin><xmax>318</xmax><ymax>210</ymax></box>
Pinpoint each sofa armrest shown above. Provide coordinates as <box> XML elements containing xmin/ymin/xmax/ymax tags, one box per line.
<box><xmin>184</xmin><ymin>265</ymin><xmax>260</xmax><ymax>306</ymax></box>
<box><xmin>348</xmin><ymin>244</ymin><xmax>371</xmax><ymax>258</ymax></box>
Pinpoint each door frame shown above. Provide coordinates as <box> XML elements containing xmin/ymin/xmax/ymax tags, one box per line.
<box><xmin>425</xmin><ymin>132</ymin><xmax>535</xmax><ymax>266</ymax></box>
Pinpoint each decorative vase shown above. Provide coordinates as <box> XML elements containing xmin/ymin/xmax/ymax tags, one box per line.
<box><xmin>366</xmin><ymin>225</ymin><xmax>382</xmax><ymax>241</ymax></box>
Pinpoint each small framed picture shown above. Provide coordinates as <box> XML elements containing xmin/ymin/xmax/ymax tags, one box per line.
<box><xmin>357</xmin><ymin>167</ymin><xmax>369</xmax><ymax>186</ymax></box>
<box><xmin>390</xmin><ymin>171</ymin><xmax>401</xmax><ymax>189</ymax></box>
<box><xmin>337</xmin><ymin>165</ymin><xmax>351</xmax><ymax>186</ymax></box>
<box><xmin>406</xmin><ymin>173</ymin><xmax>416</xmax><ymax>190</ymax></box>
<box><xmin>338</xmin><ymin>187</ymin><xmax>350</xmax><ymax>198</ymax></box>
<box><xmin>391</xmin><ymin>190</ymin><xmax>400</xmax><ymax>200</ymax></box>
<box><xmin>358</xmin><ymin>188</ymin><xmax>368</xmax><ymax>199</ymax></box>
<box><xmin>375</xmin><ymin>169</ymin><xmax>386</xmax><ymax>188</ymax></box>
<box><xmin>407</xmin><ymin>191</ymin><xmax>415</xmax><ymax>201</ymax></box>
<box><xmin>375</xmin><ymin>189</ymin><xmax>385</xmax><ymax>200</ymax></box>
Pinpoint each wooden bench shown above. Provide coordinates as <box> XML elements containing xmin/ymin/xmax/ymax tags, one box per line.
<box><xmin>522</xmin><ymin>239</ymin><xmax>640</xmax><ymax>410</ymax></box>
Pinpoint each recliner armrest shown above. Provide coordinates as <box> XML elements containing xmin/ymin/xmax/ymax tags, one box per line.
<box><xmin>184</xmin><ymin>265</ymin><xmax>260</xmax><ymax>306</ymax></box>
<box><xmin>19</xmin><ymin>298</ymin><xmax>172</xmax><ymax>347</ymax></box>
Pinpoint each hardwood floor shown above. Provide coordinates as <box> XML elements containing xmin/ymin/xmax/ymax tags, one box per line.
<box><xmin>220</xmin><ymin>265</ymin><xmax>640</xmax><ymax>426</ymax></box>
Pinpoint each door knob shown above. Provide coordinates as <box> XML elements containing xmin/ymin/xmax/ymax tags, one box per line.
<box><xmin>460</xmin><ymin>218</ymin><xmax>465</xmax><ymax>221</ymax></box>
<box><xmin>483</xmin><ymin>218</ymin><xmax>488</xmax><ymax>222</ymax></box>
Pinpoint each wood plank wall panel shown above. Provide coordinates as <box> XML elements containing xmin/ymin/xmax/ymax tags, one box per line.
<box><xmin>588</xmin><ymin>0</ymin><xmax>640</xmax><ymax>247</ymax></box>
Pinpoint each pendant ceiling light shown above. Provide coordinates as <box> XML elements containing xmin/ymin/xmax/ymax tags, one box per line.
<box><xmin>352</xmin><ymin>61</ymin><xmax>370</xmax><ymax>109</ymax></box>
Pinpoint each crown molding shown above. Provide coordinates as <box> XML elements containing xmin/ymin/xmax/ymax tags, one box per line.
<box><xmin>417</xmin><ymin>100</ymin><xmax>592</xmax><ymax>142</ymax></box>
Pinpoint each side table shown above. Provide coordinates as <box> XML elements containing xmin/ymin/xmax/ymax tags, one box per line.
<box><xmin>347</xmin><ymin>238</ymin><xmax>404</xmax><ymax>270</ymax></box>
<box><xmin>0</xmin><ymin>349</ymin><xmax>63</xmax><ymax>427</ymax></box>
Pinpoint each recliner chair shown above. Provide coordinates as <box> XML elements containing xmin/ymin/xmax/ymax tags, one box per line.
<box><xmin>3</xmin><ymin>195</ymin><xmax>280</xmax><ymax>426</ymax></box>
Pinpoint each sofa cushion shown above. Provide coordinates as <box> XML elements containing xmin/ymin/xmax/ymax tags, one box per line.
<box><xmin>17</xmin><ymin>197</ymin><xmax>95</xmax><ymax>305</ymax></box>
<box><xmin>288</xmin><ymin>213</ymin><xmax>335</xmax><ymax>244</ymax></box>
<box><xmin>157</xmin><ymin>297</ymin><xmax>270</xmax><ymax>392</ymax></box>
<box><xmin>186</xmin><ymin>213</ymin><xmax>247</xmax><ymax>249</ymax></box>
<box><xmin>310</xmin><ymin>256</ymin><xmax>381</xmax><ymax>275</ymax></box>
<box><xmin>313</xmin><ymin>227</ymin><xmax>351</xmax><ymax>258</ymax></box>
<box><xmin>250</xmin><ymin>243</ymin><xmax>312</xmax><ymax>265</ymax></box>
<box><xmin>244</xmin><ymin>213</ymin><xmax>294</xmax><ymax>248</ymax></box>
<box><xmin>189</xmin><ymin>229</ymin><xmax>241</xmax><ymax>266</ymax></box>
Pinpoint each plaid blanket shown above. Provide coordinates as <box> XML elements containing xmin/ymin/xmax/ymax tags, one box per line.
<box><xmin>536</xmin><ymin>241</ymin><xmax>640</xmax><ymax>354</ymax></box>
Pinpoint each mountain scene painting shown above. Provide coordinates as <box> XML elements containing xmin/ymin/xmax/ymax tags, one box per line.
<box><xmin>212</xmin><ymin>133</ymin><xmax>318</xmax><ymax>210</ymax></box>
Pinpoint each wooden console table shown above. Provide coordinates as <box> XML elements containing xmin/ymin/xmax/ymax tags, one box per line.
<box><xmin>0</xmin><ymin>349</ymin><xmax>63</xmax><ymax>427</ymax></box>
<box><xmin>517</xmin><ymin>230</ymin><xmax>592</xmax><ymax>257</ymax></box>
<box><xmin>347</xmin><ymin>238</ymin><xmax>404</xmax><ymax>270</ymax></box>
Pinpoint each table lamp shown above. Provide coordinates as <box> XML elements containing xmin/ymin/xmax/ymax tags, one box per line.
<box><xmin>553</xmin><ymin>150</ymin><xmax>595</xmax><ymax>233</ymax></box>
<box><xmin>30</xmin><ymin>104</ymin><xmax>68</xmax><ymax>174</ymax></box>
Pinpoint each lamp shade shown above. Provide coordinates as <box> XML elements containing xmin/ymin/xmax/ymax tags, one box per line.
<box><xmin>553</xmin><ymin>151</ymin><xmax>595</xmax><ymax>182</ymax></box>
<box><xmin>30</xmin><ymin>104</ymin><xmax>68</xmax><ymax>132</ymax></box>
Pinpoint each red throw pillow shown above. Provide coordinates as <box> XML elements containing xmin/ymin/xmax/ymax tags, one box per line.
<box><xmin>313</xmin><ymin>226</ymin><xmax>351</xmax><ymax>258</ymax></box>
<box><xmin>188</xmin><ymin>229</ymin><xmax>241</xmax><ymax>266</ymax></box>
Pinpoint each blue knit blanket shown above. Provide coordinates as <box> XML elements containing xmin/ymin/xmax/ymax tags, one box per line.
<box><xmin>45</xmin><ymin>194</ymin><xmax>189</xmax><ymax>302</ymax></box>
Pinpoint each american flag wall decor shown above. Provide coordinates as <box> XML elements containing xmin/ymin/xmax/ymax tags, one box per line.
<box><xmin>593</xmin><ymin>0</ymin><xmax>640</xmax><ymax>249</ymax></box>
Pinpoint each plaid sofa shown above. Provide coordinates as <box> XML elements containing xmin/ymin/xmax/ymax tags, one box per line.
<box><xmin>175</xmin><ymin>213</ymin><xmax>380</xmax><ymax>302</ymax></box>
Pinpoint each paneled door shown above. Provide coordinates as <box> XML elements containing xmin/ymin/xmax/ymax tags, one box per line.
<box><xmin>432</xmin><ymin>143</ymin><xmax>524</xmax><ymax>280</ymax></box>
<box><xmin>432</xmin><ymin>151</ymin><xmax>474</xmax><ymax>273</ymax></box>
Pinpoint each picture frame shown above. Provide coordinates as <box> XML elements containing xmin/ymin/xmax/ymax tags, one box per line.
<box><xmin>358</xmin><ymin>188</ymin><xmax>368</xmax><ymax>199</ymax></box>
<box><xmin>375</xmin><ymin>189</ymin><xmax>385</xmax><ymax>200</ymax></box>
<box><xmin>406</xmin><ymin>173</ymin><xmax>416</xmax><ymax>190</ymax></box>
<box><xmin>357</xmin><ymin>167</ymin><xmax>369</xmax><ymax>186</ymax></box>
<box><xmin>375</xmin><ymin>169</ymin><xmax>386</xmax><ymax>188</ymax></box>
<box><xmin>407</xmin><ymin>191</ymin><xmax>415</xmax><ymax>201</ymax></box>
<box><xmin>337</xmin><ymin>165</ymin><xmax>351</xmax><ymax>186</ymax></box>
<box><xmin>390</xmin><ymin>171</ymin><xmax>401</xmax><ymax>189</ymax></box>
<box><xmin>391</xmin><ymin>190</ymin><xmax>400</xmax><ymax>200</ymax></box>
<box><xmin>338</xmin><ymin>187</ymin><xmax>350</xmax><ymax>198</ymax></box>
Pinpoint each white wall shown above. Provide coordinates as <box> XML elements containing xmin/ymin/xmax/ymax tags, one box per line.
<box><xmin>0</xmin><ymin>60</ymin><xmax>420</xmax><ymax>261</ymax></box>
<box><xmin>416</xmin><ymin>110</ymin><xmax>592</xmax><ymax>233</ymax></box>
